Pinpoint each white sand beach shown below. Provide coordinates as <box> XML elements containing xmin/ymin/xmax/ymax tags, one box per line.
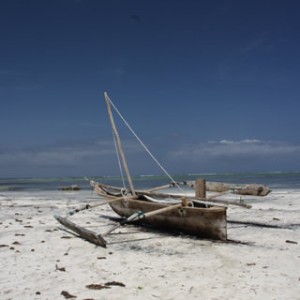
<box><xmin>0</xmin><ymin>189</ymin><xmax>299</xmax><ymax>300</ymax></box>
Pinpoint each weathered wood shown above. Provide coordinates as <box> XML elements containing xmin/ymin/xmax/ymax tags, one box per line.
<box><xmin>145</xmin><ymin>184</ymin><xmax>173</xmax><ymax>192</ymax></box>
<box><xmin>139</xmin><ymin>202</ymin><xmax>183</xmax><ymax>218</ymax></box>
<box><xmin>104</xmin><ymin>92</ymin><xmax>136</xmax><ymax>196</ymax></box>
<box><xmin>92</xmin><ymin>181</ymin><xmax>251</xmax><ymax>208</ymax></box>
<box><xmin>109</xmin><ymin>197</ymin><xmax>227</xmax><ymax>240</ymax></box>
<box><xmin>68</xmin><ymin>195</ymin><xmax>138</xmax><ymax>216</ymax></box>
<box><xmin>186</xmin><ymin>181</ymin><xmax>271</xmax><ymax>196</ymax></box>
<box><xmin>228</xmin><ymin>220</ymin><xmax>300</xmax><ymax>229</ymax></box>
<box><xmin>136</xmin><ymin>190</ymin><xmax>251</xmax><ymax>209</ymax></box>
<box><xmin>102</xmin><ymin>202</ymin><xmax>183</xmax><ymax>237</ymax></box>
<box><xmin>195</xmin><ymin>179</ymin><xmax>206</xmax><ymax>198</ymax></box>
<box><xmin>196</xmin><ymin>198</ymin><xmax>251</xmax><ymax>209</ymax></box>
<box><xmin>54</xmin><ymin>215</ymin><xmax>107</xmax><ymax>247</ymax></box>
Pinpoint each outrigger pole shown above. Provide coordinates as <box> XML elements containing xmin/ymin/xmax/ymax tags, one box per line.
<box><xmin>104</xmin><ymin>92</ymin><xmax>136</xmax><ymax>196</ymax></box>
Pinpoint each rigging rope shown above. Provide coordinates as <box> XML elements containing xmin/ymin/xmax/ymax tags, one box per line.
<box><xmin>107</xmin><ymin>96</ymin><xmax>186</xmax><ymax>194</ymax></box>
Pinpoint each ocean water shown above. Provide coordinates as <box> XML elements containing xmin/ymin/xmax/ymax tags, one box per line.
<box><xmin>0</xmin><ymin>172</ymin><xmax>300</xmax><ymax>192</ymax></box>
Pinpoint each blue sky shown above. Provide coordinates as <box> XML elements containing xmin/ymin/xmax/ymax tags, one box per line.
<box><xmin>1</xmin><ymin>0</ymin><xmax>300</xmax><ymax>178</ymax></box>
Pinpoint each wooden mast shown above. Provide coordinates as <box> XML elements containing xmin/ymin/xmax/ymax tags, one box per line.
<box><xmin>104</xmin><ymin>92</ymin><xmax>136</xmax><ymax>196</ymax></box>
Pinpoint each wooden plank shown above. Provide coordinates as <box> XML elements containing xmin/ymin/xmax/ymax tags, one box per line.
<box><xmin>54</xmin><ymin>215</ymin><xmax>107</xmax><ymax>247</ymax></box>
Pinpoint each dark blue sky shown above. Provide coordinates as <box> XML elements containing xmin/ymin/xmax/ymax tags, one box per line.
<box><xmin>1</xmin><ymin>0</ymin><xmax>300</xmax><ymax>178</ymax></box>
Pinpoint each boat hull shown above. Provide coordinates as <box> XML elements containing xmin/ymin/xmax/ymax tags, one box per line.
<box><xmin>109</xmin><ymin>198</ymin><xmax>227</xmax><ymax>241</ymax></box>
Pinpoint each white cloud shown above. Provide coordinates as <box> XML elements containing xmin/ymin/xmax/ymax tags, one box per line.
<box><xmin>0</xmin><ymin>139</ymin><xmax>143</xmax><ymax>169</ymax></box>
<box><xmin>1</xmin><ymin>138</ymin><xmax>300</xmax><ymax>176</ymax></box>
<box><xmin>163</xmin><ymin>139</ymin><xmax>300</xmax><ymax>173</ymax></box>
<box><xmin>170</xmin><ymin>139</ymin><xmax>300</xmax><ymax>161</ymax></box>
<box><xmin>219</xmin><ymin>139</ymin><xmax>261</xmax><ymax>145</ymax></box>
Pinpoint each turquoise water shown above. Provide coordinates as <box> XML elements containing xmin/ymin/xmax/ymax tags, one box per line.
<box><xmin>0</xmin><ymin>172</ymin><xmax>300</xmax><ymax>191</ymax></box>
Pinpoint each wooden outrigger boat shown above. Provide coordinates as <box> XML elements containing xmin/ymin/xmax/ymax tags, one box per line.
<box><xmin>54</xmin><ymin>92</ymin><xmax>270</xmax><ymax>247</ymax></box>
<box><xmin>90</xmin><ymin>180</ymin><xmax>228</xmax><ymax>241</ymax></box>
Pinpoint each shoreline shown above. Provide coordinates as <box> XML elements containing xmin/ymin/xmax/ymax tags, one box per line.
<box><xmin>0</xmin><ymin>189</ymin><xmax>299</xmax><ymax>299</ymax></box>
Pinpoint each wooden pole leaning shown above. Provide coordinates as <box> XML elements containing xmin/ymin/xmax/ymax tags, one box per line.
<box><xmin>104</xmin><ymin>92</ymin><xmax>136</xmax><ymax>196</ymax></box>
<box><xmin>101</xmin><ymin>201</ymin><xmax>185</xmax><ymax>238</ymax></box>
<box><xmin>67</xmin><ymin>195</ymin><xmax>138</xmax><ymax>216</ymax></box>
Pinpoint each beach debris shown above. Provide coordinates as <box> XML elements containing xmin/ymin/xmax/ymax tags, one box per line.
<box><xmin>86</xmin><ymin>284</ymin><xmax>110</xmax><ymax>290</ymax></box>
<box><xmin>105</xmin><ymin>281</ymin><xmax>126</xmax><ymax>287</ymax></box>
<box><xmin>61</xmin><ymin>290</ymin><xmax>77</xmax><ymax>298</ymax></box>
<box><xmin>228</xmin><ymin>220</ymin><xmax>294</xmax><ymax>229</ymax></box>
<box><xmin>285</xmin><ymin>240</ymin><xmax>298</xmax><ymax>244</ymax></box>
<box><xmin>86</xmin><ymin>281</ymin><xmax>126</xmax><ymax>290</ymax></box>
<box><xmin>56</xmin><ymin>264</ymin><xmax>66</xmax><ymax>272</ymax></box>
<box><xmin>64</xmin><ymin>247</ymin><xmax>71</xmax><ymax>256</ymax></box>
